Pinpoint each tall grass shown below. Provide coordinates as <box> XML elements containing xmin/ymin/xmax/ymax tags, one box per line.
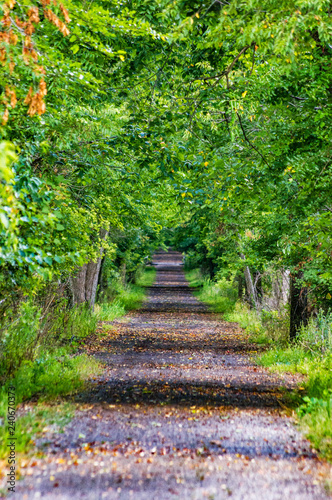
<box><xmin>186</xmin><ymin>269</ymin><xmax>237</xmax><ymax>314</ymax></box>
<box><xmin>95</xmin><ymin>267</ymin><xmax>156</xmax><ymax>322</ymax></box>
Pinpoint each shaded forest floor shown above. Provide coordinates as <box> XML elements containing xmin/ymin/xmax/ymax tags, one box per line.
<box><xmin>7</xmin><ymin>251</ymin><xmax>332</xmax><ymax>499</ymax></box>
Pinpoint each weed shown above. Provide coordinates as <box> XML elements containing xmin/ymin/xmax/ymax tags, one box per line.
<box><xmin>0</xmin><ymin>301</ymin><xmax>41</xmax><ymax>378</ymax></box>
<box><xmin>135</xmin><ymin>267</ymin><xmax>156</xmax><ymax>287</ymax></box>
<box><xmin>185</xmin><ymin>268</ymin><xmax>206</xmax><ymax>288</ymax></box>
<box><xmin>95</xmin><ymin>301</ymin><xmax>126</xmax><ymax>322</ymax></box>
<box><xmin>224</xmin><ymin>302</ymin><xmax>268</xmax><ymax>343</ymax></box>
<box><xmin>0</xmin><ymin>352</ymin><xmax>100</xmax><ymax>460</ymax></box>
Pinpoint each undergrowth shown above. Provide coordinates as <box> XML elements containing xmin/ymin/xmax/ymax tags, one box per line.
<box><xmin>0</xmin><ymin>352</ymin><xmax>101</xmax><ymax>461</ymax></box>
<box><xmin>186</xmin><ymin>268</ymin><xmax>237</xmax><ymax>314</ymax></box>
<box><xmin>186</xmin><ymin>268</ymin><xmax>332</xmax><ymax>462</ymax></box>
<box><xmin>256</xmin><ymin>314</ymin><xmax>332</xmax><ymax>461</ymax></box>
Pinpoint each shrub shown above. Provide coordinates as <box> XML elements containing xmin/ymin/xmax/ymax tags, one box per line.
<box><xmin>298</xmin><ymin>393</ymin><xmax>332</xmax><ymax>461</ymax></box>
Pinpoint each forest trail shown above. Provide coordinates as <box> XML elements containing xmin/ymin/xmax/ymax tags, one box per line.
<box><xmin>16</xmin><ymin>251</ymin><xmax>330</xmax><ymax>499</ymax></box>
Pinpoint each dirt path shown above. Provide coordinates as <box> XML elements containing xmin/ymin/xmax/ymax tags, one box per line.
<box><xmin>15</xmin><ymin>251</ymin><xmax>330</xmax><ymax>499</ymax></box>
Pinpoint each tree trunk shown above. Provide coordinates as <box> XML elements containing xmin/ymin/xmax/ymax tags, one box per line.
<box><xmin>237</xmin><ymin>273</ymin><xmax>244</xmax><ymax>300</ymax></box>
<box><xmin>244</xmin><ymin>265</ymin><xmax>258</xmax><ymax>309</ymax></box>
<box><xmin>240</xmin><ymin>254</ymin><xmax>258</xmax><ymax>309</ymax></box>
<box><xmin>254</xmin><ymin>271</ymin><xmax>263</xmax><ymax>302</ymax></box>
<box><xmin>96</xmin><ymin>255</ymin><xmax>106</xmax><ymax>301</ymax></box>
<box><xmin>70</xmin><ymin>229</ymin><xmax>109</xmax><ymax>311</ymax></box>
<box><xmin>120</xmin><ymin>260</ymin><xmax>126</xmax><ymax>285</ymax></box>
<box><xmin>70</xmin><ymin>264</ymin><xmax>88</xmax><ymax>305</ymax></box>
<box><xmin>281</xmin><ymin>269</ymin><xmax>290</xmax><ymax>305</ymax></box>
<box><xmin>290</xmin><ymin>271</ymin><xmax>308</xmax><ymax>340</ymax></box>
<box><xmin>272</xmin><ymin>268</ymin><xmax>290</xmax><ymax>311</ymax></box>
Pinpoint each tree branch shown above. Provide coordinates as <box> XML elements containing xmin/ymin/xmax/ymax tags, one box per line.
<box><xmin>236</xmin><ymin>112</ymin><xmax>270</xmax><ymax>167</ymax></box>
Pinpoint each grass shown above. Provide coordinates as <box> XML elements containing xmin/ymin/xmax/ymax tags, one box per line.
<box><xmin>258</xmin><ymin>348</ymin><xmax>332</xmax><ymax>461</ymax></box>
<box><xmin>185</xmin><ymin>268</ymin><xmax>206</xmax><ymax>288</ymax></box>
<box><xmin>186</xmin><ymin>269</ymin><xmax>237</xmax><ymax>314</ymax></box>
<box><xmin>135</xmin><ymin>266</ymin><xmax>156</xmax><ymax>287</ymax></box>
<box><xmin>255</xmin><ymin>315</ymin><xmax>332</xmax><ymax>461</ymax></box>
<box><xmin>224</xmin><ymin>302</ymin><xmax>269</xmax><ymax>343</ymax></box>
<box><xmin>0</xmin><ymin>353</ymin><xmax>101</xmax><ymax>460</ymax></box>
<box><xmin>0</xmin><ymin>401</ymin><xmax>75</xmax><ymax>460</ymax></box>
<box><xmin>95</xmin><ymin>267</ymin><xmax>156</xmax><ymax>322</ymax></box>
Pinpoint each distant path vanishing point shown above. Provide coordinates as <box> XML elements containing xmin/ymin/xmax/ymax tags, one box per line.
<box><xmin>15</xmin><ymin>250</ymin><xmax>330</xmax><ymax>499</ymax></box>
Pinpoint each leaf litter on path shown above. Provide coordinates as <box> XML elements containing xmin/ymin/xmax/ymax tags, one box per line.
<box><xmin>10</xmin><ymin>251</ymin><xmax>331</xmax><ymax>499</ymax></box>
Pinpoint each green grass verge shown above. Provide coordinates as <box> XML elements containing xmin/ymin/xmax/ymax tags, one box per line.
<box><xmin>0</xmin><ymin>266</ymin><xmax>154</xmax><ymax>482</ymax></box>
<box><xmin>0</xmin><ymin>402</ymin><xmax>75</xmax><ymax>459</ymax></box>
<box><xmin>185</xmin><ymin>269</ymin><xmax>237</xmax><ymax>314</ymax></box>
<box><xmin>95</xmin><ymin>267</ymin><xmax>156</xmax><ymax>322</ymax></box>
<box><xmin>0</xmin><ymin>353</ymin><xmax>101</xmax><ymax>459</ymax></box>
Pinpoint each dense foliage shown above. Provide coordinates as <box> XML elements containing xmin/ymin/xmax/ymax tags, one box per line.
<box><xmin>1</xmin><ymin>0</ymin><xmax>332</xmax><ymax>364</ymax></box>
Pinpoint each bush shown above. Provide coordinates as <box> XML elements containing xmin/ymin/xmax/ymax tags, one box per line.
<box><xmin>225</xmin><ymin>302</ymin><xmax>264</xmax><ymax>335</ymax></box>
<box><xmin>298</xmin><ymin>392</ymin><xmax>332</xmax><ymax>461</ymax></box>
<box><xmin>0</xmin><ymin>299</ymin><xmax>97</xmax><ymax>381</ymax></box>
<box><xmin>45</xmin><ymin>302</ymin><xmax>97</xmax><ymax>344</ymax></box>
<box><xmin>260</xmin><ymin>308</ymin><xmax>289</xmax><ymax>346</ymax></box>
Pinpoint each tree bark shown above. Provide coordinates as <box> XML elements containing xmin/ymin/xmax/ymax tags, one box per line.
<box><xmin>240</xmin><ymin>254</ymin><xmax>258</xmax><ymax>309</ymax></box>
<box><xmin>70</xmin><ymin>228</ymin><xmax>109</xmax><ymax>311</ymax></box>
<box><xmin>237</xmin><ymin>273</ymin><xmax>244</xmax><ymax>300</ymax></box>
<box><xmin>290</xmin><ymin>271</ymin><xmax>308</xmax><ymax>340</ymax></box>
<box><xmin>254</xmin><ymin>271</ymin><xmax>263</xmax><ymax>302</ymax></box>
<box><xmin>96</xmin><ymin>255</ymin><xmax>106</xmax><ymax>301</ymax></box>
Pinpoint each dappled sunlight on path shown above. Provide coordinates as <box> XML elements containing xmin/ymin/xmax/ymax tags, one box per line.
<box><xmin>15</xmin><ymin>251</ymin><xmax>330</xmax><ymax>499</ymax></box>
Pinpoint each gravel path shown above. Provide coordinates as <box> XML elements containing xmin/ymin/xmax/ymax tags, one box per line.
<box><xmin>13</xmin><ymin>251</ymin><xmax>331</xmax><ymax>499</ymax></box>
